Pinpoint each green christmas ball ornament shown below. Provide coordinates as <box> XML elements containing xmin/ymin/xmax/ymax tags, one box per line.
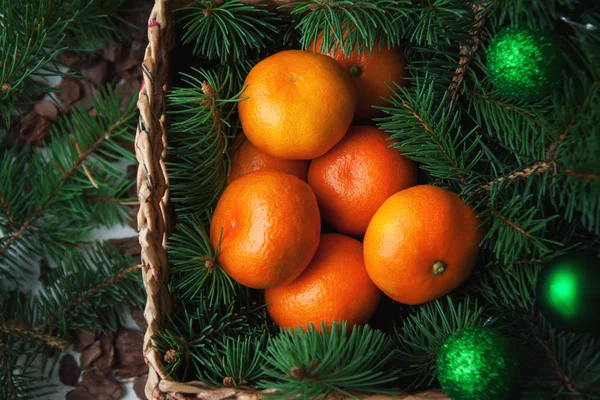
<box><xmin>436</xmin><ymin>326</ymin><xmax>519</xmax><ymax>400</ymax></box>
<box><xmin>536</xmin><ymin>252</ymin><xmax>600</xmax><ymax>332</ymax></box>
<box><xmin>487</xmin><ymin>26</ymin><xmax>564</xmax><ymax>102</ymax></box>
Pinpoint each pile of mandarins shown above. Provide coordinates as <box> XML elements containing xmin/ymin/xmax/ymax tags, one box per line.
<box><xmin>209</xmin><ymin>38</ymin><xmax>482</xmax><ymax>332</ymax></box>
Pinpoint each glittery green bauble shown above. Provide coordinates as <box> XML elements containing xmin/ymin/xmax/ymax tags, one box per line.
<box><xmin>436</xmin><ymin>326</ymin><xmax>519</xmax><ymax>400</ymax></box>
<box><xmin>487</xmin><ymin>26</ymin><xmax>563</xmax><ymax>101</ymax></box>
<box><xmin>536</xmin><ymin>252</ymin><xmax>600</xmax><ymax>332</ymax></box>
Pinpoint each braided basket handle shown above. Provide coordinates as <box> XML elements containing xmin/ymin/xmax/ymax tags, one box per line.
<box><xmin>136</xmin><ymin>0</ymin><xmax>172</xmax><ymax>398</ymax></box>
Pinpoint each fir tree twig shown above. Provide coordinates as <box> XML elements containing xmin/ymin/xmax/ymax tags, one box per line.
<box><xmin>0</xmin><ymin>126</ymin><xmax>120</xmax><ymax>255</ymax></box>
<box><xmin>0</xmin><ymin>341</ymin><xmax>17</xmax><ymax>400</ymax></box>
<box><xmin>448</xmin><ymin>3</ymin><xmax>490</xmax><ymax>100</ymax></box>
<box><xmin>0</xmin><ymin>323</ymin><xmax>69</xmax><ymax>351</ymax></box>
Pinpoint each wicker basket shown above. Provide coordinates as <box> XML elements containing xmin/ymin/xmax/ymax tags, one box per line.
<box><xmin>135</xmin><ymin>1</ymin><xmax>450</xmax><ymax>399</ymax></box>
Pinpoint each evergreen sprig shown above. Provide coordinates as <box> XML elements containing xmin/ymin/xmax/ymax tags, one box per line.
<box><xmin>0</xmin><ymin>339</ymin><xmax>56</xmax><ymax>400</ymax></box>
<box><xmin>399</xmin><ymin>0</ymin><xmax>474</xmax><ymax>47</ymax></box>
<box><xmin>296</xmin><ymin>0</ymin><xmax>406</xmax><ymax>56</ymax></box>
<box><xmin>169</xmin><ymin>214</ymin><xmax>237</xmax><ymax>306</ymax></box>
<box><xmin>261</xmin><ymin>322</ymin><xmax>400</xmax><ymax>399</ymax></box>
<box><xmin>0</xmin><ymin>0</ymin><xmax>129</xmax><ymax>128</ymax></box>
<box><xmin>479</xmin><ymin>193</ymin><xmax>562</xmax><ymax>263</ymax></box>
<box><xmin>0</xmin><ymin>243</ymin><xmax>143</xmax><ymax>399</ymax></box>
<box><xmin>0</xmin><ymin>85</ymin><xmax>137</xmax><ymax>283</ymax></box>
<box><xmin>393</xmin><ymin>297</ymin><xmax>486</xmax><ymax>390</ymax></box>
<box><xmin>178</xmin><ymin>0</ymin><xmax>280</xmax><ymax>61</ymax></box>
<box><xmin>167</xmin><ymin>67</ymin><xmax>243</xmax><ymax>219</ymax></box>
<box><xmin>204</xmin><ymin>332</ymin><xmax>269</xmax><ymax>387</ymax></box>
<box><xmin>377</xmin><ymin>78</ymin><xmax>489</xmax><ymax>189</ymax></box>
<box><xmin>153</xmin><ymin>300</ymin><xmax>266</xmax><ymax>382</ymax></box>
<box><xmin>36</xmin><ymin>243</ymin><xmax>144</xmax><ymax>336</ymax></box>
<box><xmin>487</xmin><ymin>0</ymin><xmax>581</xmax><ymax>30</ymax></box>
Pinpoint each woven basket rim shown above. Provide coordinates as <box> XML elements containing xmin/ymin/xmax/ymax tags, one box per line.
<box><xmin>135</xmin><ymin>1</ymin><xmax>449</xmax><ymax>399</ymax></box>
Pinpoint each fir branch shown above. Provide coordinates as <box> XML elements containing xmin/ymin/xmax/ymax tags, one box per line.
<box><xmin>261</xmin><ymin>322</ymin><xmax>400</xmax><ymax>399</ymax></box>
<box><xmin>489</xmin><ymin>207</ymin><xmax>531</xmax><ymax>239</ymax></box>
<box><xmin>37</xmin><ymin>243</ymin><xmax>144</xmax><ymax>337</ymax></box>
<box><xmin>0</xmin><ymin>0</ymin><xmax>129</xmax><ymax>125</ymax></box>
<box><xmin>177</xmin><ymin>0</ymin><xmax>280</xmax><ymax>61</ymax></box>
<box><xmin>168</xmin><ymin>67</ymin><xmax>242</xmax><ymax>216</ymax></box>
<box><xmin>0</xmin><ymin>323</ymin><xmax>69</xmax><ymax>351</ymax></box>
<box><xmin>205</xmin><ymin>333</ymin><xmax>269</xmax><ymax>387</ymax></box>
<box><xmin>169</xmin><ymin>215</ymin><xmax>237</xmax><ymax>306</ymax></box>
<box><xmin>467</xmin><ymin>89</ymin><xmax>541</xmax><ymax>126</ymax></box>
<box><xmin>472</xmin><ymin>161</ymin><xmax>598</xmax><ymax>197</ymax></box>
<box><xmin>0</xmin><ymin>193</ymin><xmax>15</xmax><ymax>226</ymax></box>
<box><xmin>0</xmin><ymin>130</ymin><xmax>110</xmax><ymax>255</ymax></box>
<box><xmin>545</xmin><ymin>79</ymin><xmax>599</xmax><ymax>161</ymax></box>
<box><xmin>85</xmin><ymin>196</ymin><xmax>138</xmax><ymax>205</ymax></box>
<box><xmin>65</xmin><ymin>263</ymin><xmax>141</xmax><ymax>315</ymax></box>
<box><xmin>377</xmin><ymin>79</ymin><xmax>487</xmax><ymax>188</ymax></box>
<box><xmin>525</xmin><ymin>318</ymin><xmax>577</xmax><ymax>393</ymax></box>
<box><xmin>486</xmin><ymin>0</ymin><xmax>580</xmax><ymax>30</ymax></box>
<box><xmin>0</xmin><ymin>340</ymin><xmax>56</xmax><ymax>400</ymax></box>
<box><xmin>448</xmin><ymin>3</ymin><xmax>490</xmax><ymax>100</ymax></box>
<box><xmin>0</xmin><ymin>341</ymin><xmax>18</xmax><ymax>400</ymax></box>
<box><xmin>297</xmin><ymin>0</ymin><xmax>406</xmax><ymax>55</ymax></box>
<box><xmin>393</xmin><ymin>297</ymin><xmax>486</xmax><ymax>390</ymax></box>
<box><xmin>153</xmin><ymin>301</ymin><xmax>264</xmax><ymax>382</ymax></box>
<box><xmin>473</xmin><ymin>161</ymin><xmax>551</xmax><ymax>194</ymax></box>
<box><xmin>480</xmin><ymin>193</ymin><xmax>561</xmax><ymax>263</ymax></box>
<box><xmin>472</xmin><ymin>261</ymin><xmax>539</xmax><ymax>312</ymax></box>
<box><xmin>0</xmin><ymin>86</ymin><xmax>137</xmax><ymax>281</ymax></box>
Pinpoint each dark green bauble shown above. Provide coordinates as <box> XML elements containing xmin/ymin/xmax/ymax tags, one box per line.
<box><xmin>536</xmin><ymin>252</ymin><xmax>600</xmax><ymax>332</ymax></box>
<box><xmin>487</xmin><ymin>26</ymin><xmax>563</xmax><ymax>102</ymax></box>
<box><xmin>436</xmin><ymin>326</ymin><xmax>519</xmax><ymax>400</ymax></box>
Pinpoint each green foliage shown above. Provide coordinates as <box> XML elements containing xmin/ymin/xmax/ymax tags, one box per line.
<box><xmin>1</xmin><ymin>2</ymin><xmax>141</xmax><ymax>398</ymax></box>
<box><xmin>399</xmin><ymin>0</ymin><xmax>474</xmax><ymax>47</ymax></box>
<box><xmin>377</xmin><ymin>79</ymin><xmax>489</xmax><ymax>189</ymax></box>
<box><xmin>0</xmin><ymin>86</ymin><xmax>137</xmax><ymax>283</ymax></box>
<box><xmin>204</xmin><ymin>332</ymin><xmax>269</xmax><ymax>387</ymax></box>
<box><xmin>167</xmin><ymin>67</ymin><xmax>242</xmax><ymax>219</ymax></box>
<box><xmin>479</xmin><ymin>193</ymin><xmax>562</xmax><ymax>263</ymax></box>
<box><xmin>1</xmin><ymin>244</ymin><xmax>143</xmax><ymax>398</ymax></box>
<box><xmin>178</xmin><ymin>0</ymin><xmax>280</xmax><ymax>61</ymax></box>
<box><xmin>486</xmin><ymin>0</ymin><xmax>581</xmax><ymax>30</ymax></box>
<box><xmin>296</xmin><ymin>0</ymin><xmax>405</xmax><ymax>55</ymax></box>
<box><xmin>0</xmin><ymin>341</ymin><xmax>56</xmax><ymax>400</ymax></box>
<box><xmin>169</xmin><ymin>214</ymin><xmax>237</xmax><ymax>306</ymax></box>
<box><xmin>36</xmin><ymin>244</ymin><xmax>144</xmax><ymax>335</ymax></box>
<box><xmin>0</xmin><ymin>0</ymin><xmax>129</xmax><ymax>126</ymax></box>
<box><xmin>153</xmin><ymin>300</ymin><xmax>267</xmax><ymax>382</ymax></box>
<box><xmin>473</xmin><ymin>262</ymin><xmax>540</xmax><ymax>313</ymax></box>
<box><xmin>394</xmin><ymin>298</ymin><xmax>486</xmax><ymax>390</ymax></box>
<box><xmin>261</xmin><ymin>322</ymin><xmax>400</xmax><ymax>399</ymax></box>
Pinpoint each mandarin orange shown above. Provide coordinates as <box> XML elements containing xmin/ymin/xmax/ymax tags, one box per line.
<box><xmin>363</xmin><ymin>185</ymin><xmax>482</xmax><ymax>304</ymax></box>
<box><xmin>265</xmin><ymin>233</ymin><xmax>381</xmax><ymax>332</ymax></box>
<box><xmin>238</xmin><ymin>50</ymin><xmax>356</xmax><ymax>160</ymax></box>
<box><xmin>308</xmin><ymin>125</ymin><xmax>417</xmax><ymax>236</ymax></box>
<box><xmin>228</xmin><ymin>132</ymin><xmax>309</xmax><ymax>184</ymax></box>
<box><xmin>210</xmin><ymin>170</ymin><xmax>321</xmax><ymax>289</ymax></box>
<box><xmin>313</xmin><ymin>35</ymin><xmax>408</xmax><ymax>122</ymax></box>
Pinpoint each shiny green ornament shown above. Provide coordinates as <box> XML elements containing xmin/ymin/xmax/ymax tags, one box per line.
<box><xmin>436</xmin><ymin>326</ymin><xmax>519</xmax><ymax>400</ymax></box>
<box><xmin>536</xmin><ymin>252</ymin><xmax>600</xmax><ymax>332</ymax></box>
<box><xmin>487</xmin><ymin>26</ymin><xmax>563</xmax><ymax>101</ymax></box>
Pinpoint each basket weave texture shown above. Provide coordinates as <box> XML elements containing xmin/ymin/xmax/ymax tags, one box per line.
<box><xmin>135</xmin><ymin>1</ymin><xmax>450</xmax><ymax>399</ymax></box>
